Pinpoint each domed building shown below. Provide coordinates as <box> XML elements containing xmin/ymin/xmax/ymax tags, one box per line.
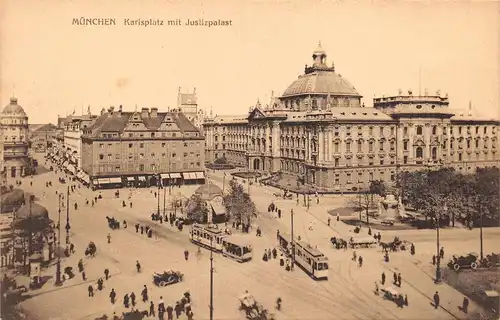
<box><xmin>203</xmin><ymin>43</ymin><xmax>500</xmax><ymax>192</ymax></box>
<box><xmin>1</xmin><ymin>97</ymin><xmax>30</xmax><ymax>178</ymax></box>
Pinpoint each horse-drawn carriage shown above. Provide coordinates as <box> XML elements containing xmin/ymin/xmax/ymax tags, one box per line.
<box><xmin>330</xmin><ymin>237</ymin><xmax>348</xmax><ymax>249</ymax></box>
<box><xmin>106</xmin><ymin>216</ymin><xmax>120</xmax><ymax>230</ymax></box>
<box><xmin>238</xmin><ymin>292</ymin><xmax>274</xmax><ymax>320</ymax></box>
<box><xmin>380</xmin><ymin>237</ymin><xmax>409</xmax><ymax>252</ymax></box>
<box><xmin>349</xmin><ymin>237</ymin><xmax>377</xmax><ymax>249</ymax></box>
<box><xmin>85</xmin><ymin>241</ymin><xmax>97</xmax><ymax>257</ymax></box>
<box><xmin>380</xmin><ymin>287</ymin><xmax>404</xmax><ymax>305</ymax></box>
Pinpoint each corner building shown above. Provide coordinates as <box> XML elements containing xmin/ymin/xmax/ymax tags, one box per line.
<box><xmin>81</xmin><ymin>106</ymin><xmax>205</xmax><ymax>188</ymax></box>
<box><xmin>203</xmin><ymin>44</ymin><xmax>500</xmax><ymax>192</ymax></box>
<box><xmin>1</xmin><ymin>98</ymin><xmax>30</xmax><ymax>178</ymax></box>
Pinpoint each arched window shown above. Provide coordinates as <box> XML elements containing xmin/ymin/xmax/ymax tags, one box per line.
<box><xmin>416</xmin><ymin>126</ymin><xmax>423</xmax><ymax>135</ymax></box>
<box><xmin>416</xmin><ymin>147</ymin><xmax>423</xmax><ymax>158</ymax></box>
<box><xmin>432</xmin><ymin>126</ymin><xmax>437</xmax><ymax>135</ymax></box>
<box><xmin>431</xmin><ymin>147</ymin><xmax>437</xmax><ymax>160</ymax></box>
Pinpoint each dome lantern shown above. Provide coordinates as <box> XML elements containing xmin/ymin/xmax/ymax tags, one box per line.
<box><xmin>312</xmin><ymin>41</ymin><xmax>327</xmax><ymax>66</ymax></box>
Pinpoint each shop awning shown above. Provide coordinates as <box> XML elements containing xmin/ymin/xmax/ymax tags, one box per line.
<box><xmin>67</xmin><ymin>165</ymin><xmax>76</xmax><ymax>174</ymax></box>
<box><xmin>138</xmin><ymin>176</ymin><xmax>146</xmax><ymax>181</ymax></box>
<box><xmin>194</xmin><ymin>172</ymin><xmax>205</xmax><ymax>179</ymax></box>
<box><xmin>170</xmin><ymin>173</ymin><xmax>182</xmax><ymax>179</ymax></box>
<box><xmin>209</xmin><ymin>200</ymin><xmax>226</xmax><ymax>215</ymax></box>
<box><xmin>127</xmin><ymin>177</ymin><xmax>135</xmax><ymax>182</ymax></box>
<box><xmin>160</xmin><ymin>173</ymin><xmax>170</xmax><ymax>179</ymax></box>
<box><xmin>81</xmin><ymin>174</ymin><xmax>90</xmax><ymax>184</ymax></box>
<box><xmin>96</xmin><ymin>178</ymin><xmax>111</xmax><ymax>185</ymax></box>
<box><xmin>109</xmin><ymin>177</ymin><xmax>122</xmax><ymax>184</ymax></box>
<box><xmin>183</xmin><ymin>172</ymin><xmax>196</xmax><ymax>180</ymax></box>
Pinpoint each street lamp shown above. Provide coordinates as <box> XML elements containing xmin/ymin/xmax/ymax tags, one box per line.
<box><xmin>435</xmin><ymin>203</ymin><xmax>446</xmax><ymax>284</ymax></box>
<box><xmin>54</xmin><ymin>193</ymin><xmax>63</xmax><ymax>286</ymax></box>
<box><xmin>290</xmin><ymin>209</ymin><xmax>295</xmax><ymax>271</ymax></box>
<box><xmin>65</xmin><ymin>186</ymin><xmax>70</xmax><ymax>251</ymax></box>
<box><xmin>479</xmin><ymin>201</ymin><xmax>484</xmax><ymax>261</ymax></box>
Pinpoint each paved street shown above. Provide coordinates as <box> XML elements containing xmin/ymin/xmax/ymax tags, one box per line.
<box><xmin>7</xmin><ymin>157</ymin><xmax>500</xmax><ymax>320</ymax></box>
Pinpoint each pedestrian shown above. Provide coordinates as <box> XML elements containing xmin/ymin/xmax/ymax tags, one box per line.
<box><xmin>432</xmin><ymin>255</ymin><xmax>436</xmax><ymax>265</ymax></box>
<box><xmin>141</xmin><ymin>285</ymin><xmax>149</xmax><ymax>302</ymax></box>
<box><xmin>393</xmin><ymin>272</ymin><xmax>397</xmax><ymax>285</ymax></box>
<box><xmin>374</xmin><ymin>282</ymin><xmax>379</xmax><ymax>295</ymax></box>
<box><xmin>149</xmin><ymin>301</ymin><xmax>156</xmax><ymax>317</ymax></box>
<box><xmin>109</xmin><ymin>288</ymin><xmax>116</xmax><ymax>304</ymax></box>
<box><xmin>175</xmin><ymin>301</ymin><xmax>182</xmax><ymax>319</ymax></box>
<box><xmin>78</xmin><ymin>259</ymin><xmax>84</xmax><ymax>272</ymax></box>
<box><xmin>135</xmin><ymin>224</ymin><xmax>139</xmax><ymax>233</ymax></box>
<box><xmin>186</xmin><ymin>310</ymin><xmax>194</xmax><ymax>320</ymax></box>
<box><xmin>97</xmin><ymin>278</ymin><xmax>103</xmax><ymax>290</ymax></box>
<box><xmin>267</xmin><ymin>248</ymin><xmax>272</xmax><ymax>260</ymax></box>
<box><xmin>124</xmin><ymin>293</ymin><xmax>130</xmax><ymax>308</ymax></box>
<box><xmin>404</xmin><ymin>294</ymin><xmax>408</xmax><ymax>306</ymax></box>
<box><xmin>123</xmin><ymin>220</ymin><xmax>127</xmax><ymax>228</ymax></box>
<box><xmin>440</xmin><ymin>247</ymin><xmax>444</xmax><ymax>259</ymax></box>
<box><xmin>91</xmin><ymin>200</ymin><xmax>94</xmax><ymax>207</ymax></box>
<box><xmin>184</xmin><ymin>249</ymin><xmax>189</xmax><ymax>261</ymax></box>
<box><xmin>70</xmin><ymin>243</ymin><xmax>75</xmax><ymax>253</ymax></box>
<box><xmin>158</xmin><ymin>296</ymin><xmax>165</xmax><ymax>313</ymax></box>
<box><xmin>88</xmin><ymin>285</ymin><xmax>94</xmax><ymax>297</ymax></box>
<box><xmin>141</xmin><ymin>226</ymin><xmax>144</xmax><ymax>234</ymax></box>
<box><xmin>130</xmin><ymin>202</ymin><xmax>133</xmax><ymax>208</ymax></box>
<box><xmin>82</xmin><ymin>271</ymin><xmax>87</xmax><ymax>281</ymax></box>
<box><xmin>166</xmin><ymin>305</ymin><xmax>173</xmax><ymax>320</ymax></box>
<box><xmin>107</xmin><ymin>233</ymin><xmax>111</xmax><ymax>244</ymax></box>
<box><xmin>136</xmin><ymin>260</ymin><xmax>141</xmax><ymax>273</ymax></box>
<box><xmin>104</xmin><ymin>268</ymin><xmax>110</xmax><ymax>280</ymax></box>
<box><xmin>433</xmin><ymin>291</ymin><xmax>440</xmax><ymax>309</ymax></box>
<box><xmin>155</xmin><ymin>192</ymin><xmax>157</xmax><ymax>198</ymax></box>
<box><xmin>278</xmin><ymin>209</ymin><xmax>281</xmax><ymax>218</ymax></box>
<box><xmin>130</xmin><ymin>292</ymin><xmax>136</xmax><ymax>306</ymax></box>
<box><xmin>462</xmin><ymin>297</ymin><xmax>469</xmax><ymax>314</ymax></box>
<box><xmin>74</xmin><ymin>202</ymin><xmax>78</xmax><ymax>210</ymax></box>
<box><xmin>358</xmin><ymin>256</ymin><xmax>363</xmax><ymax>267</ymax></box>
<box><xmin>381</xmin><ymin>272</ymin><xmax>386</xmax><ymax>285</ymax></box>
<box><xmin>410</xmin><ymin>243</ymin><xmax>415</xmax><ymax>255</ymax></box>
<box><xmin>328</xmin><ymin>217</ymin><xmax>331</xmax><ymax>226</ymax></box>
<box><xmin>336</xmin><ymin>213</ymin><xmax>340</xmax><ymax>221</ymax></box>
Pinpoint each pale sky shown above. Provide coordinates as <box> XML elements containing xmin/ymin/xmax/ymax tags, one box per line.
<box><xmin>1</xmin><ymin>0</ymin><xmax>499</xmax><ymax>124</ymax></box>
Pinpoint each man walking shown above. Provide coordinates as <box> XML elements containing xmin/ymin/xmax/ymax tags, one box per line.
<box><xmin>104</xmin><ymin>268</ymin><xmax>110</xmax><ymax>280</ymax></box>
<box><xmin>433</xmin><ymin>291</ymin><xmax>440</xmax><ymax>309</ymax></box>
<box><xmin>149</xmin><ymin>301</ymin><xmax>156</xmax><ymax>317</ymax></box>
<box><xmin>88</xmin><ymin>285</ymin><xmax>94</xmax><ymax>297</ymax></box>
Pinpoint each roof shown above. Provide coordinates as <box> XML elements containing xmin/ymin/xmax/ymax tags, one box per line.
<box><xmin>30</xmin><ymin>123</ymin><xmax>57</xmax><ymax>132</ymax></box>
<box><xmin>15</xmin><ymin>202</ymin><xmax>49</xmax><ymax>220</ymax></box>
<box><xmin>86</xmin><ymin>110</ymin><xmax>200</xmax><ymax>137</ymax></box>
<box><xmin>194</xmin><ymin>183</ymin><xmax>222</xmax><ymax>200</ymax></box>
<box><xmin>2</xmin><ymin>97</ymin><xmax>26</xmax><ymax>116</ymax></box>
<box><xmin>283</xmin><ymin>71</ymin><xmax>360</xmax><ymax>97</ymax></box>
<box><xmin>282</xmin><ymin>107</ymin><xmax>393</xmax><ymax>122</ymax></box>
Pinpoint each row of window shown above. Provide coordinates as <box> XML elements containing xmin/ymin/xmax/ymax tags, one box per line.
<box><xmin>97</xmin><ymin>141</ymin><xmax>200</xmax><ymax>149</ymax></box>
<box><xmin>3</xmin><ymin>136</ymin><xmax>25</xmax><ymax>142</ymax></box>
<box><xmin>95</xmin><ymin>162</ymin><xmax>201</xmax><ymax>173</ymax></box>
<box><xmin>98</xmin><ymin>152</ymin><xmax>201</xmax><ymax>160</ymax></box>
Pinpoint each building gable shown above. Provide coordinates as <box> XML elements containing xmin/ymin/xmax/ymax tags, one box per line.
<box><xmin>248</xmin><ymin>108</ymin><xmax>267</xmax><ymax>120</ymax></box>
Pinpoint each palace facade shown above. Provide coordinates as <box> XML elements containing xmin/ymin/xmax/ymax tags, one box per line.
<box><xmin>1</xmin><ymin>98</ymin><xmax>30</xmax><ymax>178</ymax></box>
<box><xmin>81</xmin><ymin>105</ymin><xmax>205</xmax><ymax>188</ymax></box>
<box><xmin>203</xmin><ymin>44</ymin><xmax>500</xmax><ymax>192</ymax></box>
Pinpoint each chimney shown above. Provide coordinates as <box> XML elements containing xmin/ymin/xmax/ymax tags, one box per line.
<box><xmin>100</xmin><ymin>108</ymin><xmax>106</xmax><ymax>115</ymax></box>
<box><xmin>141</xmin><ymin>107</ymin><xmax>149</xmax><ymax>118</ymax></box>
<box><xmin>118</xmin><ymin>105</ymin><xmax>123</xmax><ymax>116</ymax></box>
<box><xmin>150</xmin><ymin>107</ymin><xmax>158</xmax><ymax>117</ymax></box>
<box><xmin>108</xmin><ymin>106</ymin><xmax>115</xmax><ymax>115</ymax></box>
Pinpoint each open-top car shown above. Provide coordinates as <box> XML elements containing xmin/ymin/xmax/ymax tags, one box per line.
<box><xmin>153</xmin><ymin>270</ymin><xmax>184</xmax><ymax>287</ymax></box>
<box><xmin>448</xmin><ymin>253</ymin><xmax>479</xmax><ymax>271</ymax></box>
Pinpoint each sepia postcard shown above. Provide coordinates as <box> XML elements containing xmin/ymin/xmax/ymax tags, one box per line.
<box><xmin>0</xmin><ymin>1</ymin><xmax>499</xmax><ymax>320</ymax></box>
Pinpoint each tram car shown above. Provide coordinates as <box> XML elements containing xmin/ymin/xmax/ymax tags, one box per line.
<box><xmin>189</xmin><ymin>224</ymin><xmax>253</xmax><ymax>263</ymax></box>
<box><xmin>277</xmin><ymin>233</ymin><xmax>329</xmax><ymax>280</ymax></box>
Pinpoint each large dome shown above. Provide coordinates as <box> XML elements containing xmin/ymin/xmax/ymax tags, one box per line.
<box><xmin>282</xmin><ymin>43</ymin><xmax>360</xmax><ymax>98</ymax></box>
<box><xmin>2</xmin><ymin>97</ymin><xmax>26</xmax><ymax>115</ymax></box>
<box><xmin>282</xmin><ymin>72</ymin><xmax>359</xmax><ymax>97</ymax></box>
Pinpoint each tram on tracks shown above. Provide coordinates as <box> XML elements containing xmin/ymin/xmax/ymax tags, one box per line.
<box><xmin>277</xmin><ymin>233</ymin><xmax>329</xmax><ymax>280</ymax></box>
<box><xmin>189</xmin><ymin>224</ymin><xmax>253</xmax><ymax>262</ymax></box>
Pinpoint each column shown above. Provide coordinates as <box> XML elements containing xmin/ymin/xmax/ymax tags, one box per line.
<box><xmin>318</xmin><ymin>128</ymin><xmax>324</xmax><ymax>162</ymax></box>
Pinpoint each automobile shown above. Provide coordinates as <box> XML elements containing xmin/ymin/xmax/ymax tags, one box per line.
<box><xmin>152</xmin><ymin>270</ymin><xmax>184</xmax><ymax>287</ymax></box>
<box><xmin>447</xmin><ymin>253</ymin><xmax>479</xmax><ymax>271</ymax></box>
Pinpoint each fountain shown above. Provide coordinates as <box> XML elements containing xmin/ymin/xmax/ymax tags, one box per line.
<box><xmin>378</xmin><ymin>194</ymin><xmax>401</xmax><ymax>219</ymax></box>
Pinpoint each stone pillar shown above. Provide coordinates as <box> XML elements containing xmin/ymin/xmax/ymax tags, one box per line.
<box><xmin>318</xmin><ymin>128</ymin><xmax>324</xmax><ymax>162</ymax></box>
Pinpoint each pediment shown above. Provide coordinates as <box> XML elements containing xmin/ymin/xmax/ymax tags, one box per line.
<box><xmin>248</xmin><ymin>108</ymin><xmax>267</xmax><ymax>120</ymax></box>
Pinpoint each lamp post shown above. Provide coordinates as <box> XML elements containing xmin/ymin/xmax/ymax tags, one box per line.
<box><xmin>65</xmin><ymin>186</ymin><xmax>70</xmax><ymax>251</ymax></box>
<box><xmin>209</xmin><ymin>237</ymin><xmax>214</xmax><ymax>320</ymax></box>
<box><xmin>290</xmin><ymin>209</ymin><xmax>295</xmax><ymax>271</ymax></box>
<box><xmin>435</xmin><ymin>203</ymin><xmax>446</xmax><ymax>284</ymax></box>
<box><xmin>479</xmin><ymin>201</ymin><xmax>484</xmax><ymax>261</ymax></box>
<box><xmin>157</xmin><ymin>170</ymin><xmax>161</xmax><ymax>216</ymax></box>
<box><xmin>54</xmin><ymin>193</ymin><xmax>63</xmax><ymax>286</ymax></box>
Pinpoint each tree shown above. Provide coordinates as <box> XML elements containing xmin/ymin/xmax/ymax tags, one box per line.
<box><xmin>185</xmin><ymin>194</ymin><xmax>209</xmax><ymax>223</ymax></box>
<box><xmin>346</xmin><ymin>190</ymin><xmax>371</xmax><ymax>224</ymax></box>
<box><xmin>369</xmin><ymin>180</ymin><xmax>386</xmax><ymax>205</ymax></box>
<box><xmin>214</xmin><ymin>156</ymin><xmax>228</xmax><ymax>165</ymax></box>
<box><xmin>223</xmin><ymin>180</ymin><xmax>257</xmax><ymax>225</ymax></box>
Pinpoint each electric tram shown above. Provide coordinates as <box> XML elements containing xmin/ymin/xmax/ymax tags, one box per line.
<box><xmin>189</xmin><ymin>224</ymin><xmax>253</xmax><ymax>263</ymax></box>
<box><xmin>277</xmin><ymin>233</ymin><xmax>329</xmax><ymax>280</ymax></box>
